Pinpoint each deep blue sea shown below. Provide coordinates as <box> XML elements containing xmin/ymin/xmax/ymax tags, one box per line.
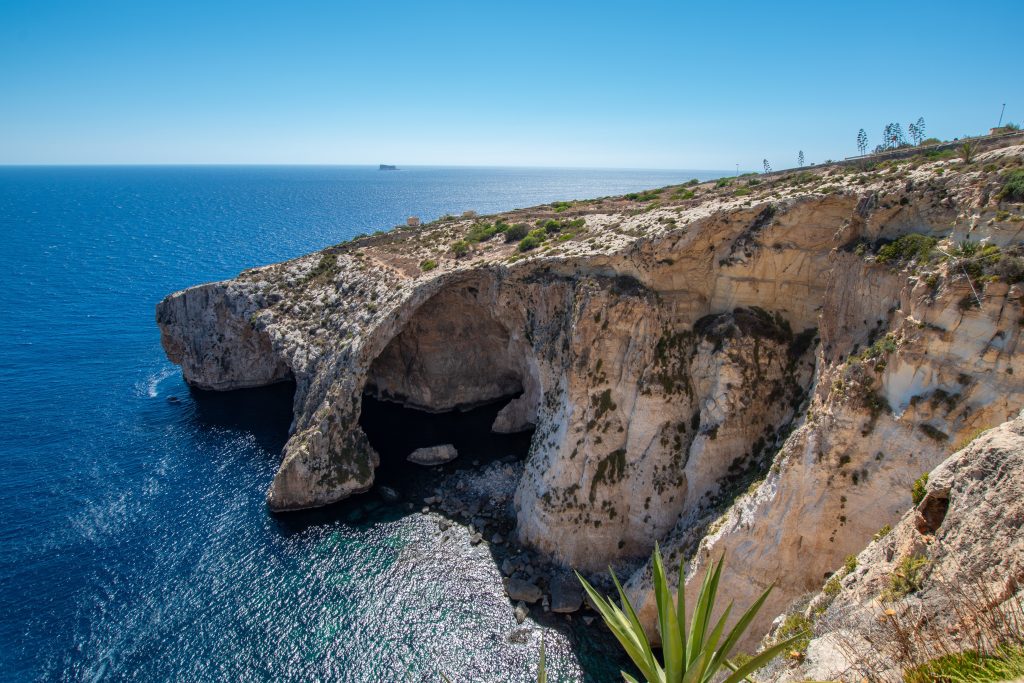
<box><xmin>0</xmin><ymin>165</ymin><xmax>725</xmax><ymax>682</ymax></box>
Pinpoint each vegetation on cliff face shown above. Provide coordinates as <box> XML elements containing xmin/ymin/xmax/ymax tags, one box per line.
<box><xmin>158</xmin><ymin>139</ymin><xmax>1024</xmax><ymax>679</ymax></box>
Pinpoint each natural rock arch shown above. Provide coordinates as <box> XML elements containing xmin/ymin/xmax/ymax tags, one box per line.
<box><xmin>364</xmin><ymin>279</ymin><xmax>538</xmax><ymax>422</ymax></box>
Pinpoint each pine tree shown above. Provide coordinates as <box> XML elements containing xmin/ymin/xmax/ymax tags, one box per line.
<box><xmin>857</xmin><ymin>129</ymin><xmax>868</xmax><ymax>156</ymax></box>
<box><xmin>908</xmin><ymin>120</ymin><xmax>927</xmax><ymax>146</ymax></box>
<box><xmin>892</xmin><ymin>123</ymin><xmax>907</xmax><ymax>148</ymax></box>
<box><xmin>798</xmin><ymin>150</ymin><xmax>805</xmax><ymax>167</ymax></box>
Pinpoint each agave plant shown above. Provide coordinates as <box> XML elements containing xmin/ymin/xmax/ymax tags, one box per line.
<box><xmin>576</xmin><ymin>545</ymin><xmax>804</xmax><ymax>683</ymax></box>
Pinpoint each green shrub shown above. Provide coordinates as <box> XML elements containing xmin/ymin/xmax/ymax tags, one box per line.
<box><xmin>999</xmin><ymin>170</ymin><xmax>1024</xmax><ymax>202</ymax></box>
<box><xmin>304</xmin><ymin>253</ymin><xmax>340</xmax><ymax>282</ymax></box>
<box><xmin>503</xmin><ymin>223</ymin><xmax>530</xmax><ymax>242</ymax></box>
<box><xmin>625</xmin><ymin>189</ymin><xmax>661</xmax><ymax>202</ymax></box>
<box><xmin>518</xmin><ymin>229</ymin><xmax>547</xmax><ymax>252</ymax></box>
<box><xmin>776</xmin><ymin>613</ymin><xmax>813</xmax><ymax>654</ymax></box>
<box><xmin>517</xmin><ymin>236</ymin><xmax>541</xmax><ymax>251</ymax></box>
<box><xmin>875</xmin><ymin>234</ymin><xmax>938</xmax><ymax>265</ymax></box>
<box><xmin>960</xmin><ymin>140</ymin><xmax>978</xmax><ymax>163</ymax></box>
<box><xmin>874</xmin><ymin>524</ymin><xmax>893</xmax><ymax>541</ymax></box>
<box><xmin>451</xmin><ymin>240</ymin><xmax>470</xmax><ymax>257</ymax></box>
<box><xmin>419</xmin><ymin>259</ymin><xmax>438</xmax><ymax>272</ymax></box>
<box><xmin>844</xmin><ymin>554</ymin><xmax>858</xmax><ymax>573</ymax></box>
<box><xmin>911</xmin><ymin>472</ymin><xmax>929</xmax><ymax>505</ymax></box>
<box><xmin>576</xmin><ymin>546</ymin><xmax>801</xmax><ymax>683</ymax></box>
<box><xmin>883</xmin><ymin>554</ymin><xmax>929</xmax><ymax>600</ymax></box>
<box><xmin>542</xmin><ymin>219</ymin><xmax>562</xmax><ymax>233</ymax></box>
<box><xmin>687</xmin><ymin>178</ymin><xmax>700</xmax><ymax>186</ymax></box>
<box><xmin>466</xmin><ymin>223</ymin><xmax>498</xmax><ymax>243</ymax></box>
<box><xmin>850</xmin><ymin>333</ymin><xmax>897</xmax><ymax>362</ymax></box>
<box><xmin>673</xmin><ymin>189</ymin><xmax>696</xmax><ymax>200</ymax></box>
<box><xmin>904</xmin><ymin>645</ymin><xmax>1024</xmax><ymax>683</ymax></box>
<box><xmin>733</xmin><ymin>187</ymin><xmax>751</xmax><ymax>197</ymax></box>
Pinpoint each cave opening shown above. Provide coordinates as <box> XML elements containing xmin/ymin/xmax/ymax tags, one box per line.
<box><xmin>358</xmin><ymin>394</ymin><xmax>534</xmax><ymax>497</ymax></box>
<box><xmin>358</xmin><ymin>280</ymin><xmax>540</xmax><ymax>499</ymax></box>
<box><xmin>188</xmin><ymin>380</ymin><xmax>297</xmax><ymax>455</ymax></box>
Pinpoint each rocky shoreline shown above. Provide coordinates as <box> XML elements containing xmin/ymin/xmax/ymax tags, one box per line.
<box><xmin>377</xmin><ymin>451</ymin><xmax>605</xmax><ymax>627</ymax></box>
<box><xmin>158</xmin><ymin>140</ymin><xmax>1024</xmax><ymax>662</ymax></box>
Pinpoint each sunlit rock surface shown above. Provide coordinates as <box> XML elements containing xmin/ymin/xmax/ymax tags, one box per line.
<box><xmin>158</xmin><ymin>142</ymin><xmax>1024</xmax><ymax>648</ymax></box>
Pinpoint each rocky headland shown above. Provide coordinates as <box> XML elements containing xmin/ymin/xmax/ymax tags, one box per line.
<box><xmin>158</xmin><ymin>141</ymin><xmax>1024</xmax><ymax>669</ymax></box>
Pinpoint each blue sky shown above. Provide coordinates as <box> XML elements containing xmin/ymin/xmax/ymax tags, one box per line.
<box><xmin>1</xmin><ymin>0</ymin><xmax>1020</xmax><ymax>168</ymax></box>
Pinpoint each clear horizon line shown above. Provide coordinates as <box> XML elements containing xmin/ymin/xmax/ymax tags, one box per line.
<box><xmin>0</xmin><ymin>161</ymin><xmax>741</xmax><ymax>173</ymax></box>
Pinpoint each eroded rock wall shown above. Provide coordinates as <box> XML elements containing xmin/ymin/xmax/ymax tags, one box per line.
<box><xmin>763</xmin><ymin>410</ymin><xmax>1024</xmax><ymax>682</ymax></box>
<box><xmin>156</xmin><ymin>142</ymin><xmax>1024</xmax><ymax>650</ymax></box>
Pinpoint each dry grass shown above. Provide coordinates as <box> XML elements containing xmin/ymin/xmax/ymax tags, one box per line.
<box><xmin>831</xmin><ymin>570</ymin><xmax>1024</xmax><ymax>681</ymax></box>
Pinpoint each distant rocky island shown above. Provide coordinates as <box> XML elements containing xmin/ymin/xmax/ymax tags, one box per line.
<box><xmin>158</xmin><ymin>135</ymin><xmax>1024</xmax><ymax>679</ymax></box>
<box><xmin>379</xmin><ymin>164</ymin><xmax>398</xmax><ymax>171</ymax></box>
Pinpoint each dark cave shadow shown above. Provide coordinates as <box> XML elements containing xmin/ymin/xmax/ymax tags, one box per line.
<box><xmin>186</xmin><ymin>380</ymin><xmax>296</xmax><ymax>454</ymax></box>
<box><xmin>271</xmin><ymin>394</ymin><xmax>534</xmax><ymax>535</ymax></box>
<box><xmin>359</xmin><ymin>393</ymin><xmax>534</xmax><ymax>492</ymax></box>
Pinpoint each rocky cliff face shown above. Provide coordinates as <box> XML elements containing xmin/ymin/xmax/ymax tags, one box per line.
<box><xmin>157</xmin><ymin>142</ymin><xmax>1024</xmax><ymax>649</ymax></box>
<box><xmin>761</xmin><ymin>410</ymin><xmax>1024</xmax><ymax>681</ymax></box>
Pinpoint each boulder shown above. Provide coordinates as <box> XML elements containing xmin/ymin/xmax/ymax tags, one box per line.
<box><xmin>514</xmin><ymin>602</ymin><xmax>529</xmax><ymax>624</ymax></box>
<box><xmin>407</xmin><ymin>444</ymin><xmax>458</xmax><ymax>466</ymax></box>
<box><xmin>550</xmin><ymin>575</ymin><xmax>584</xmax><ymax>613</ymax></box>
<box><xmin>504</xmin><ymin>577</ymin><xmax>542</xmax><ymax>603</ymax></box>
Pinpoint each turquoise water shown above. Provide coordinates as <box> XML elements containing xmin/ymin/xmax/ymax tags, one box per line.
<box><xmin>0</xmin><ymin>165</ymin><xmax>724</xmax><ymax>681</ymax></box>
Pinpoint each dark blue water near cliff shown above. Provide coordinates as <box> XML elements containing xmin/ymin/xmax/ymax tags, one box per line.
<box><xmin>0</xmin><ymin>165</ymin><xmax>724</xmax><ymax>682</ymax></box>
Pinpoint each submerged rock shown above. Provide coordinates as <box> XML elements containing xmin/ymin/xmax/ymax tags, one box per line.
<box><xmin>376</xmin><ymin>486</ymin><xmax>401</xmax><ymax>504</ymax></box>
<box><xmin>407</xmin><ymin>444</ymin><xmax>458</xmax><ymax>466</ymax></box>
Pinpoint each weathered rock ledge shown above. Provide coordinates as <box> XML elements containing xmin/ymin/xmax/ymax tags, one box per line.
<box><xmin>157</xmin><ymin>142</ymin><xmax>1024</xmax><ymax>649</ymax></box>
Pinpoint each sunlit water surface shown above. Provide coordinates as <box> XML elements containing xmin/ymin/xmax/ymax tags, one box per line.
<box><xmin>0</xmin><ymin>165</ymin><xmax>727</xmax><ymax>681</ymax></box>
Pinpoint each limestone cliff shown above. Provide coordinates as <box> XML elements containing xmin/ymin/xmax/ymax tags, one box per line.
<box><xmin>761</xmin><ymin>411</ymin><xmax>1024</xmax><ymax>681</ymax></box>
<box><xmin>157</xmin><ymin>141</ymin><xmax>1024</xmax><ymax>649</ymax></box>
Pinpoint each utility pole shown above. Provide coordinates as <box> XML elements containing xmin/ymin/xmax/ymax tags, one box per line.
<box><xmin>998</xmin><ymin>103</ymin><xmax>1006</xmax><ymax>127</ymax></box>
<box><xmin>735</xmin><ymin>163</ymin><xmax>739</xmax><ymax>177</ymax></box>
